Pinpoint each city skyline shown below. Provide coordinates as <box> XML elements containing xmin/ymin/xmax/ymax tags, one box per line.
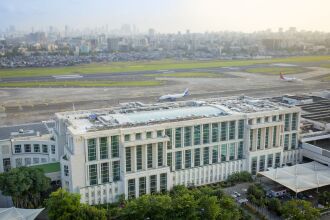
<box><xmin>1</xmin><ymin>0</ymin><xmax>330</xmax><ymax>33</ymax></box>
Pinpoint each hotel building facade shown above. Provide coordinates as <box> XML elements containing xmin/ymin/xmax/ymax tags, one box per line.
<box><xmin>55</xmin><ymin>97</ymin><xmax>300</xmax><ymax>205</ymax></box>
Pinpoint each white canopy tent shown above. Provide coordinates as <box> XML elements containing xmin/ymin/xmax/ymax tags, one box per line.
<box><xmin>0</xmin><ymin>207</ymin><xmax>44</xmax><ymax>220</ymax></box>
<box><xmin>258</xmin><ymin>161</ymin><xmax>330</xmax><ymax>193</ymax></box>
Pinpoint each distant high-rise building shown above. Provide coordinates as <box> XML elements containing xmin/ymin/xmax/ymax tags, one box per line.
<box><xmin>148</xmin><ymin>28</ymin><xmax>155</xmax><ymax>37</ymax></box>
<box><xmin>107</xmin><ymin>38</ymin><xmax>121</xmax><ymax>52</ymax></box>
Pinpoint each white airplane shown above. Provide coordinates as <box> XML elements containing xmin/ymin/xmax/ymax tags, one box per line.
<box><xmin>280</xmin><ymin>72</ymin><xmax>302</xmax><ymax>82</ymax></box>
<box><xmin>159</xmin><ymin>88</ymin><xmax>189</xmax><ymax>101</ymax></box>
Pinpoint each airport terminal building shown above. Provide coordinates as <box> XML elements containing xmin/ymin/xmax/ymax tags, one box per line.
<box><xmin>55</xmin><ymin>96</ymin><xmax>300</xmax><ymax>205</ymax></box>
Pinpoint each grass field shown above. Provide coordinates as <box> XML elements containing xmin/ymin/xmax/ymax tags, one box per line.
<box><xmin>0</xmin><ymin>56</ymin><xmax>329</xmax><ymax>78</ymax></box>
<box><xmin>145</xmin><ymin>72</ymin><xmax>221</xmax><ymax>78</ymax></box>
<box><xmin>321</xmin><ymin>63</ymin><xmax>330</xmax><ymax>68</ymax></box>
<box><xmin>30</xmin><ymin>162</ymin><xmax>60</xmax><ymax>173</ymax></box>
<box><xmin>0</xmin><ymin>80</ymin><xmax>162</xmax><ymax>88</ymax></box>
<box><xmin>245</xmin><ymin>67</ymin><xmax>307</xmax><ymax>74</ymax></box>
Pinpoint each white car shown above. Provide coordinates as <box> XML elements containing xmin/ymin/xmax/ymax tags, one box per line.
<box><xmin>231</xmin><ymin>194</ymin><xmax>237</xmax><ymax>198</ymax></box>
<box><xmin>234</xmin><ymin>191</ymin><xmax>241</xmax><ymax>197</ymax></box>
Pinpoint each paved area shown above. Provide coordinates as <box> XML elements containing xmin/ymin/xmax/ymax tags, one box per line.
<box><xmin>0</xmin><ymin>66</ymin><xmax>329</xmax><ymax>125</ymax></box>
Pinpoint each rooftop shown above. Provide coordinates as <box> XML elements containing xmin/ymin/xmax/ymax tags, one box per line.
<box><xmin>30</xmin><ymin>162</ymin><xmax>60</xmax><ymax>173</ymax></box>
<box><xmin>57</xmin><ymin>96</ymin><xmax>296</xmax><ymax>134</ymax></box>
<box><xmin>0</xmin><ymin>121</ymin><xmax>54</xmax><ymax>141</ymax></box>
<box><xmin>298</xmin><ymin>100</ymin><xmax>330</xmax><ymax>123</ymax></box>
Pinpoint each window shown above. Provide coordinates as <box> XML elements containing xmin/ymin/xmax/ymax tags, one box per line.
<box><xmin>175</xmin><ymin>151</ymin><xmax>182</xmax><ymax>170</ymax></box>
<box><xmin>150</xmin><ymin>175</ymin><xmax>157</xmax><ymax>194</ymax></box>
<box><xmin>265</xmin><ymin>128</ymin><xmax>270</xmax><ymax>148</ymax></box>
<box><xmin>135</xmin><ymin>133</ymin><xmax>142</xmax><ymax>140</ymax></box>
<box><xmin>111</xmin><ymin>136</ymin><xmax>119</xmax><ymax>158</ymax></box>
<box><xmin>272</xmin><ymin>115</ymin><xmax>277</xmax><ymax>122</ymax></box>
<box><xmin>229</xmin><ymin>143</ymin><xmax>235</xmax><ymax>161</ymax></box>
<box><xmin>160</xmin><ymin>173</ymin><xmax>167</xmax><ymax>192</ymax></box>
<box><xmin>15</xmin><ymin>158</ymin><xmax>23</xmax><ymax>167</ymax></box>
<box><xmin>203</xmin><ymin>147</ymin><xmax>209</xmax><ymax>165</ymax></box>
<box><xmin>139</xmin><ymin>177</ymin><xmax>146</xmax><ymax>196</ymax></box>
<box><xmin>275</xmin><ymin>153</ymin><xmax>281</xmax><ymax>168</ymax></box>
<box><xmin>229</xmin><ymin>121</ymin><xmax>236</xmax><ymax>140</ymax></box>
<box><xmin>291</xmin><ymin>133</ymin><xmax>297</xmax><ymax>149</ymax></box>
<box><xmin>146</xmin><ymin>132</ymin><xmax>152</xmax><ymax>139</ymax></box>
<box><xmin>33</xmin><ymin>144</ymin><xmax>40</xmax><ymax>153</ymax></box>
<box><xmin>284</xmin><ymin>134</ymin><xmax>289</xmax><ymax>150</ymax></box>
<box><xmin>273</xmin><ymin>127</ymin><xmax>277</xmax><ymax>147</ymax></box>
<box><xmin>267</xmin><ymin>154</ymin><xmax>273</xmax><ymax>168</ymax></box>
<box><xmin>165</xmin><ymin>129</ymin><xmax>172</xmax><ymax>149</ymax></box>
<box><xmin>167</xmin><ymin>153</ymin><xmax>172</xmax><ymax>169</ymax></box>
<box><xmin>212</xmin><ymin>146</ymin><xmax>218</xmax><ymax>163</ymax></box>
<box><xmin>51</xmin><ymin>145</ymin><xmax>56</xmax><ymax>154</ymax></box>
<box><xmin>89</xmin><ymin>164</ymin><xmax>97</xmax><ymax>185</ymax></box>
<box><xmin>211</xmin><ymin>123</ymin><xmax>219</xmax><ymax>143</ymax></box>
<box><xmin>24</xmin><ymin>144</ymin><xmax>31</xmax><ymax>153</ymax></box>
<box><xmin>101</xmin><ymin>163</ymin><xmax>109</xmax><ymax>183</ymax></box>
<box><xmin>221</xmin><ymin>144</ymin><xmax>227</xmax><ymax>161</ymax></box>
<box><xmin>259</xmin><ymin>155</ymin><xmax>265</xmax><ymax>171</ymax></box>
<box><xmin>128</xmin><ymin>179</ymin><xmax>135</xmax><ymax>199</ymax></box>
<box><xmin>126</xmin><ymin>147</ymin><xmax>132</xmax><ymax>172</ymax></box>
<box><xmin>42</xmin><ymin>144</ymin><xmax>48</xmax><ymax>153</ymax></box>
<box><xmin>99</xmin><ymin>137</ymin><xmax>108</xmax><ymax>159</ymax></box>
<box><xmin>194</xmin><ymin>148</ymin><xmax>200</xmax><ymax>166</ymax></box>
<box><xmin>33</xmin><ymin>157</ymin><xmax>39</xmax><ymax>164</ymax></box>
<box><xmin>185</xmin><ymin>150</ymin><xmax>191</xmax><ymax>168</ymax></box>
<box><xmin>220</xmin><ymin>122</ymin><xmax>227</xmax><ymax>141</ymax></box>
<box><xmin>250</xmin><ymin>130</ymin><xmax>254</xmax><ymax>151</ymax></box>
<box><xmin>157</xmin><ymin>130</ymin><xmax>163</xmax><ymax>137</ymax></box>
<box><xmin>251</xmin><ymin>157</ymin><xmax>257</xmax><ymax>175</ymax></box>
<box><xmin>41</xmin><ymin>158</ymin><xmax>47</xmax><ymax>163</ymax></box>
<box><xmin>64</xmin><ymin>165</ymin><xmax>69</xmax><ymax>176</ymax></box>
<box><xmin>24</xmin><ymin>158</ymin><xmax>31</xmax><ymax>165</ymax></box>
<box><xmin>112</xmin><ymin>161</ymin><xmax>120</xmax><ymax>181</ymax></box>
<box><xmin>257</xmin><ymin>128</ymin><xmax>262</xmax><ymax>149</ymax></box>
<box><xmin>124</xmin><ymin>134</ymin><xmax>130</xmax><ymax>142</ymax></box>
<box><xmin>237</xmin><ymin>142</ymin><xmax>243</xmax><ymax>159</ymax></box>
<box><xmin>14</xmin><ymin>145</ymin><xmax>21</xmax><ymax>153</ymax></box>
<box><xmin>184</xmin><ymin>127</ymin><xmax>192</xmax><ymax>147</ymax></box>
<box><xmin>158</xmin><ymin>142</ymin><xmax>163</xmax><ymax>166</ymax></box>
<box><xmin>257</xmin><ymin>118</ymin><xmax>261</xmax><ymax>123</ymax></box>
<box><xmin>136</xmin><ymin>145</ymin><xmax>143</xmax><ymax>171</ymax></box>
<box><xmin>203</xmin><ymin>124</ymin><xmax>210</xmax><ymax>144</ymax></box>
<box><xmin>147</xmin><ymin>144</ymin><xmax>153</xmax><ymax>169</ymax></box>
<box><xmin>292</xmin><ymin>113</ymin><xmax>298</xmax><ymax>131</ymax></box>
<box><xmin>194</xmin><ymin>125</ymin><xmax>201</xmax><ymax>145</ymax></box>
<box><xmin>265</xmin><ymin>117</ymin><xmax>269</xmax><ymax>122</ymax></box>
<box><xmin>87</xmin><ymin>139</ymin><xmax>97</xmax><ymax>161</ymax></box>
<box><xmin>175</xmin><ymin>128</ymin><xmax>182</xmax><ymax>148</ymax></box>
<box><xmin>284</xmin><ymin>114</ymin><xmax>290</xmax><ymax>131</ymax></box>
<box><xmin>238</xmin><ymin>120</ymin><xmax>244</xmax><ymax>139</ymax></box>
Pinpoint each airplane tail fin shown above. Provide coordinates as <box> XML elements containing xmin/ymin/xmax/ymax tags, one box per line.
<box><xmin>280</xmin><ymin>72</ymin><xmax>285</xmax><ymax>80</ymax></box>
<box><xmin>183</xmin><ymin>88</ymin><xmax>189</xmax><ymax>96</ymax></box>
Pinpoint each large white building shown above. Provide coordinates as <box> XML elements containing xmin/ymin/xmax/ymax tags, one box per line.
<box><xmin>0</xmin><ymin>121</ymin><xmax>59</xmax><ymax>173</ymax></box>
<box><xmin>55</xmin><ymin>96</ymin><xmax>300</xmax><ymax>205</ymax></box>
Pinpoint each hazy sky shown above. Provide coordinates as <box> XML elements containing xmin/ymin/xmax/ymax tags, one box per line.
<box><xmin>1</xmin><ymin>0</ymin><xmax>330</xmax><ymax>33</ymax></box>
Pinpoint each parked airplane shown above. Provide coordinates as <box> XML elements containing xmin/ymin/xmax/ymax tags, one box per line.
<box><xmin>159</xmin><ymin>88</ymin><xmax>189</xmax><ymax>101</ymax></box>
<box><xmin>280</xmin><ymin>72</ymin><xmax>302</xmax><ymax>82</ymax></box>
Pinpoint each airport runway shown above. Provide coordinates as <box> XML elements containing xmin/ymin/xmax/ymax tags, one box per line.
<box><xmin>0</xmin><ymin>66</ymin><xmax>329</xmax><ymax>125</ymax></box>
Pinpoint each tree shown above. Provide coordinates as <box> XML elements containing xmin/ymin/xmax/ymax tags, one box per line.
<box><xmin>120</xmin><ymin>194</ymin><xmax>172</xmax><ymax>220</ymax></box>
<box><xmin>76</xmin><ymin>204</ymin><xmax>107</xmax><ymax>220</ymax></box>
<box><xmin>318</xmin><ymin>191</ymin><xmax>330</xmax><ymax>206</ymax></box>
<box><xmin>46</xmin><ymin>188</ymin><xmax>81</xmax><ymax>220</ymax></box>
<box><xmin>0</xmin><ymin>167</ymin><xmax>50</xmax><ymax>208</ymax></box>
<box><xmin>198</xmin><ymin>195</ymin><xmax>220</xmax><ymax>220</ymax></box>
<box><xmin>172</xmin><ymin>193</ymin><xmax>198</xmax><ymax>220</ymax></box>
<box><xmin>218</xmin><ymin>196</ymin><xmax>241</xmax><ymax>220</ymax></box>
<box><xmin>267</xmin><ymin>198</ymin><xmax>282</xmax><ymax>215</ymax></box>
<box><xmin>247</xmin><ymin>184</ymin><xmax>266</xmax><ymax>206</ymax></box>
<box><xmin>47</xmin><ymin>188</ymin><xmax>106</xmax><ymax>220</ymax></box>
<box><xmin>281</xmin><ymin>200</ymin><xmax>320</xmax><ymax>220</ymax></box>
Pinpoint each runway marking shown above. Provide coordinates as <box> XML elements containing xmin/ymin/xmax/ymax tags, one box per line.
<box><xmin>52</xmin><ymin>74</ymin><xmax>83</xmax><ymax>79</ymax></box>
<box><xmin>271</xmin><ymin>63</ymin><xmax>297</xmax><ymax>67</ymax></box>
